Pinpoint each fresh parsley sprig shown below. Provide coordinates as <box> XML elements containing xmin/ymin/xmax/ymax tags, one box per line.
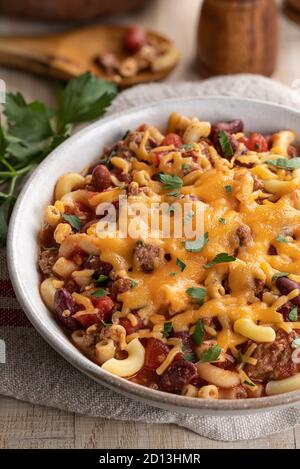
<box><xmin>0</xmin><ymin>72</ymin><xmax>117</xmax><ymax>247</ymax></box>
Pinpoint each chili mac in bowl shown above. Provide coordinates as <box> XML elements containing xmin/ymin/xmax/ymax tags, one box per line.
<box><xmin>7</xmin><ymin>97</ymin><xmax>300</xmax><ymax>414</ymax></box>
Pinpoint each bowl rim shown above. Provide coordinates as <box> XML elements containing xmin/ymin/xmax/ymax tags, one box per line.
<box><xmin>7</xmin><ymin>95</ymin><xmax>300</xmax><ymax>414</ymax></box>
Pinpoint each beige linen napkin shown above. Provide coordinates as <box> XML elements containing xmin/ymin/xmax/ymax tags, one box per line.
<box><xmin>1</xmin><ymin>74</ymin><xmax>300</xmax><ymax>441</ymax></box>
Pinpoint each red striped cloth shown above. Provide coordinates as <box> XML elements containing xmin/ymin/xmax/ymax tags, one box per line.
<box><xmin>0</xmin><ymin>250</ymin><xmax>31</xmax><ymax>327</ymax></box>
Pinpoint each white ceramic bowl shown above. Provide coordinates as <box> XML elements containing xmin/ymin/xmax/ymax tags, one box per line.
<box><xmin>7</xmin><ymin>96</ymin><xmax>300</xmax><ymax>415</ymax></box>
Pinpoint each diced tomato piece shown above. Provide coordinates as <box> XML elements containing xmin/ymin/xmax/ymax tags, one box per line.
<box><xmin>124</xmin><ymin>25</ymin><xmax>146</xmax><ymax>53</ymax></box>
<box><xmin>244</xmin><ymin>133</ymin><xmax>268</xmax><ymax>152</ymax></box>
<box><xmin>144</xmin><ymin>338</ymin><xmax>170</xmax><ymax>371</ymax></box>
<box><xmin>74</xmin><ymin>295</ymin><xmax>114</xmax><ymax>328</ymax></box>
<box><xmin>161</xmin><ymin>133</ymin><xmax>183</xmax><ymax>148</ymax></box>
<box><xmin>131</xmin><ymin>368</ymin><xmax>158</xmax><ymax>387</ymax></box>
<box><xmin>119</xmin><ymin>313</ymin><xmax>143</xmax><ymax>335</ymax></box>
<box><xmin>94</xmin><ymin>295</ymin><xmax>114</xmax><ymax>322</ymax></box>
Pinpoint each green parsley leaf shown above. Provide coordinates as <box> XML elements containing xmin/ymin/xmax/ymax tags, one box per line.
<box><xmin>204</xmin><ymin>252</ymin><xmax>236</xmax><ymax>269</ymax></box>
<box><xmin>95</xmin><ymin>274</ymin><xmax>109</xmax><ymax>284</ymax></box>
<box><xmin>92</xmin><ymin>288</ymin><xmax>110</xmax><ymax>298</ymax></box>
<box><xmin>182</xmin><ymin>163</ymin><xmax>190</xmax><ymax>170</ymax></box>
<box><xmin>100</xmin><ymin>149</ymin><xmax>118</xmax><ymax>168</ymax></box>
<box><xmin>293</xmin><ymin>338</ymin><xmax>300</xmax><ymax>348</ymax></box>
<box><xmin>184</xmin><ymin>232</ymin><xmax>209</xmax><ymax>253</ymax></box>
<box><xmin>181</xmin><ymin>143</ymin><xmax>194</xmax><ymax>151</ymax></box>
<box><xmin>219</xmin><ymin>218</ymin><xmax>226</xmax><ymax>225</ymax></box>
<box><xmin>224</xmin><ymin>185</ymin><xmax>233</xmax><ymax>193</ymax></box>
<box><xmin>186</xmin><ymin>287</ymin><xmax>206</xmax><ymax>305</ymax></box>
<box><xmin>289</xmin><ymin>307</ymin><xmax>298</xmax><ymax>322</ymax></box>
<box><xmin>0</xmin><ymin>196</ymin><xmax>15</xmax><ymax>247</ymax></box>
<box><xmin>57</xmin><ymin>72</ymin><xmax>117</xmax><ymax>130</ymax></box>
<box><xmin>276</xmin><ymin>234</ymin><xmax>289</xmax><ymax>243</ymax></box>
<box><xmin>122</xmin><ymin>130</ymin><xmax>131</xmax><ymax>140</ymax></box>
<box><xmin>170</xmin><ymin>272</ymin><xmax>178</xmax><ymax>277</ymax></box>
<box><xmin>272</xmin><ymin>272</ymin><xmax>289</xmax><ymax>282</ymax></box>
<box><xmin>219</xmin><ymin>130</ymin><xmax>234</xmax><ymax>158</ymax></box>
<box><xmin>192</xmin><ymin>320</ymin><xmax>205</xmax><ymax>346</ymax></box>
<box><xmin>62</xmin><ymin>214</ymin><xmax>83</xmax><ymax>232</ymax></box>
<box><xmin>157</xmin><ymin>173</ymin><xmax>183</xmax><ymax>197</ymax></box>
<box><xmin>236</xmin><ymin>351</ymin><xmax>243</xmax><ymax>365</ymax></box>
<box><xmin>5</xmin><ymin>92</ymin><xmax>53</xmax><ymax>143</ymax></box>
<box><xmin>176</xmin><ymin>258</ymin><xmax>186</xmax><ymax>272</ymax></box>
<box><xmin>184</xmin><ymin>353</ymin><xmax>196</xmax><ymax>362</ymax></box>
<box><xmin>0</xmin><ymin>73</ymin><xmax>117</xmax><ymax>248</ymax></box>
<box><xmin>244</xmin><ymin>380</ymin><xmax>255</xmax><ymax>387</ymax></box>
<box><xmin>266</xmin><ymin>158</ymin><xmax>300</xmax><ymax>170</ymax></box>
<box><xmin>163</xmin><ymin>322</ymin><xmax>173</xmax><ymax>338</ymax></box>
<box><xmin>131</xmin><ymin>280</ymin><xmax>139</xmax><ymax>288</ymax></box>
<box><xmin>199</xmin><ymin>344</ymin><xmax>221</xmax><ymax>363</ymax></box>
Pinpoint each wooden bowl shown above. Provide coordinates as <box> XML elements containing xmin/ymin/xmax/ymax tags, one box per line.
<box><xmin>0</xmin><ymin>0</ymin><xmax>149</xmax><ymax>21</ymax></box>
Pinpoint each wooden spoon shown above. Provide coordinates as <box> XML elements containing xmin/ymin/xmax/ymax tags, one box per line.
<box><xmin>0</xmin><ymin>25</ymin><xmax>180</xmax><ymax>87</ymax></box>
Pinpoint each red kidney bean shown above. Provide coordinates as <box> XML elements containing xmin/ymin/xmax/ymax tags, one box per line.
<box><xmin>278</xmin><ymin>303</ymin><xmax>294</xmax><ymax>322</ymax></box>
<box><xmin>276</xmin><ymin>277</ymin><xmax>300</xmax><ymax>307</ymax></box>
<box><xmin>92</xmin><ymin>164</ymin><xmax>111</xmax><ymax>192</ymax></box>
<box><xmin>212</xmin><ymin>131</ymin><xmax>239</xmax><ymax>158</ymax></box>
<box><xmin>54</xmin><ymin>288</ymin><xmax>79</xmax><ymax>331</ymax></box>
<box><xmin>171</xmin><ymin>332</ymin><xmax>194</xmax><ymax>354</ymax></box>
<box><xmin>211</xmin><ymin>119</ymin><xmax>244</xmax><ymax>137</ymax></box>
<box><xmin>124</xmin><ymin>25</ymin><xmax>146</xmax><ymax>53</ymax></box>
<box><xmin>158</xmin><ymin>359</ymin><xmax>197</xmax><ymax>394</ymax></box>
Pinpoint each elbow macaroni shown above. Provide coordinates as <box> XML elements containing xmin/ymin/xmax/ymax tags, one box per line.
<box><xmin>38</xmin><ymin>112</ymin><xmax>300</xmax><ymax>400</ymax></box>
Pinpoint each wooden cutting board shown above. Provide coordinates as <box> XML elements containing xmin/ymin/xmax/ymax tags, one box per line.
<box><xmin>0</xmin><ymin>25</ymin><xmax>180</xmax><ymax>87</ymax></box>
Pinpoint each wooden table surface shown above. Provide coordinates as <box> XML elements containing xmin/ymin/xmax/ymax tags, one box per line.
<box><xmin>1</xmin><ymin>0</ymin><xmax>300</xmax><ymax>449</ymax></box>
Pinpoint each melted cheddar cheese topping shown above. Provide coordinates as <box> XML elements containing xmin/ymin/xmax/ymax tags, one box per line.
<box><xmin>39</xmin><ymin>112</ymin><xmax>300</xmax><ymax>399</ymax></box>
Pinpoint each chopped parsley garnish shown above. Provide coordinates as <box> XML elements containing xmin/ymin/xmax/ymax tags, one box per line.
<box><xmin>176</xmin><ymin>258</ymin><xmax>186</xmax><ymax>272</ymax></box>
<box><xmin>184</xmin><ymin>232</ymin><xmax>209</xmax><ymax>253</ymax></box>
<box><xmin>293</xmin><ymin>338</ymin><xmax>300</xmax><ymax>348</ymax></box>
<box><xmin>95</xmin><ymin>274</ymin><xmax>109</xmax><ymax>284</ymax></box>
<box><xmin>157</xmin><ymin>173</ymin><xmax>183</xmax><ymax>197</ymax></box>
<box><xmin>236</xmin><ymin>351</ymin><xmax>243</xmax><ymax>365</ymax></box>
<box><xmin>219</xmin><ymin>218</ymin><xmax>226</xmax><ymax>225</ymax></box>
<box><xmin>224</xmin><ymin>185</ymin><xmax>233</xmax><ymax>193</ymax></box>
<box><xmin>163</xmin><ymin>321</ymin><xmax>173</xmax><ymax>338</ymax></box>
<box><xmin>131</xmin><ymin>280</ymin><xmax>138</xmax><ymax>288</ymax></box>
<box><xmin>184</xmin><ymin>352</ymin><xmax>197</xmax><ymax>362</ymax></box>
<box><xmin>186</xmin><ymin>287</ymin><xmax>206</xmax><ymax>305</ymax></box>
<box><xmin>92</xmin><ymin>288</ymin><xmax>110</xmax><ymax>298</ymax></box>
<box><xmin>272</xmin><ymin>272</ymin><xmax>289</xmax><ymax>282</ymax></box>
<box><xmin>219</xmin><ymin>130</ymin><xmax>234</xmax><ymax>158</ymax></box>
<box><xmin>199</xmin><ymin>345</ymin><xmax>221</xmax><ymax>363</ymax></box>
<box><xmin>203</xmin><ymin>252</ymin><xmax>236</xmax><ymax>269</ymax></box>
<box><xmin>62</xmin><ymin>214</ymin><xmax>83</xmax><ymax>232</ymax></box>
<box><xmin>266</xmin><ymin>158</ymin><xmax>300</xmax><ymax>170</ymax></box>
<box><xmin>100</xmin><ymin>149</ymin><xmax>117</xmax><ymax>167</ymax></box>
<box><xmin>122</xmin><ymin>129</ymin><xmax>130</xmax><ymax>140</ymax></box>
<box><xmin>244</xmin><ymin>380</ymin><xmax>255</xmax><ymax>387</ymax></box>
<box><xmin>170</xmin><ymin>272</ymin><xmax>178</xmax><ymax>277</ymax></box>
<box><xmin>192</xmin><ymin>319</ymin><xmax>205</xmax><ymax>346</ymax></box>
<box><xmin>276</xmin><ymin>234</ymin><xmax>289</xmax><ymax>243</ymax></box>
<box><xmin>182</xmin><ymin>163</ymin><xmax>190</xmax><ymax>170</ymax></box>
<box><xmin>289</xmin><ymin>307</ymin><xmax>298</xmax><ymax>322</ymax></box>
<box><xmin>181</xmin><ymin>143</ymin><xmax>194</xmax><ymax>151</ymax></box>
